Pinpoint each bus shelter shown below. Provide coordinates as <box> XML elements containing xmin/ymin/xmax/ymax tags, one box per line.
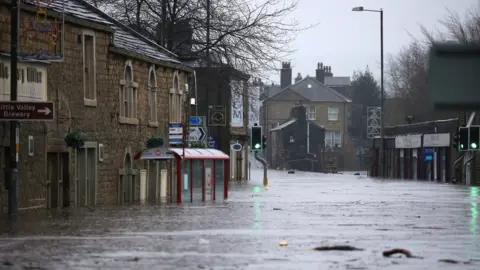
<box><xmin>136</xmin><ymin>147</ymin><xmax>230</xmax><ymax>203</ymax></box>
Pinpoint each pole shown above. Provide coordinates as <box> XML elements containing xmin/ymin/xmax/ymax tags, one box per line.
<box><xmin>379</xmin><ymin>9</ymin><xmax>385</xmax><ymax>178</ymax></box>
<box><xmin>262</xmin><ymin>86</ymin><xmax>268</xmax><ymax>186</ymax></box>
<box><xmin>8</xmin><ymin>0</ymin><xmax>20</xmax><ymax>220</ymax></box>
<box><xmin>254</xmin><ymin>151</ymin><xmax>268</xmax><ymax>186</ymax></box>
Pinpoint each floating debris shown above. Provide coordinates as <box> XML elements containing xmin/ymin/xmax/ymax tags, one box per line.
<box><xmin>313</xmin><ymin>245</ymin><xmax>364</xmax><ymax>251</ymax></box>
<box><xmin>279</xmin><ymin>241</ymin><xmax>288</xmax><ymax>246</ymax></box>
<box><xmin>438</xmin><ymin>259</ymin><xmax>471</xmax><ymax>264</ymax></box>
<box><xmin>383</xmin><ymin>248</ymin><xmax>423</xmax><ymax>259</ymax></box>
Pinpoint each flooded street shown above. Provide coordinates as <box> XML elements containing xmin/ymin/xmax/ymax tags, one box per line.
<box><xmin>1</xmin><ymin>170</ymin><xmax>479</xmax><ymax>269</ymax></box>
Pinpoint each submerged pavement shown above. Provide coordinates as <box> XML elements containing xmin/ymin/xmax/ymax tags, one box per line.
<box><xmin>0</xmin><ymin>170</ymin><xmax>479</xmax><ymax>270</ymax></box>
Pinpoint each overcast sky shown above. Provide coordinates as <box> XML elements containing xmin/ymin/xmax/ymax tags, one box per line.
<box><xmin>268</xmin><ymin>0</ymin><xmax>479</xmax><ymax>84</ymax></box>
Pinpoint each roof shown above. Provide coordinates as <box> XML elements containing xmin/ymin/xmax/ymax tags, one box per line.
<box><xmin>271</xmin><ymin>119</ymin><xmax>296</xmax><ymax>131</ymax></box>
<box><xmin>23</xmin><ymin>0</ymin><xmax>184</xmax><ymax>66</ymax></box>
<box><xmin>324</xmin><ymin>76</ymin><xmax>351</xmax><ymax>86</ymax></box>
<box><xmin>169</xmin><ymin>148</ymin><xmax>230</xmax><ymax>160</ymax></box>
<box><xmin>135</xmin><ymin>147</ymin><xmax>230</xmax><ymax>160</ymax></box>
<box><xmin>271</xmin><ymin>77</ymin><xmax>351</xmax><ymax>103</ymax></box>
<box><xmin>271</xmin><ymin>118</ymin><xmax>325</xmax><ymax>132</ymax></box>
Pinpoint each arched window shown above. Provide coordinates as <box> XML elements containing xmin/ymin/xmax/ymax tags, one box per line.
<box><xmin>148</xmin><ymin>65</ymin><xmax>158</xmax><ymax>124</ymax></box>
<box><xmin>120</xmin><ymin>60</ymin><xmax>138</xmax><ymax>121</ymax></box>
<box><xmin>169</xmin><ymin>71</ymin><xmax>182</xmax><ymax>123</ymax></box>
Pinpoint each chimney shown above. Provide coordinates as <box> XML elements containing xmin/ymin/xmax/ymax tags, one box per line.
<box><xmin>324</xmin><ymin>66</ymin><xmax>333</xmax><ymax>77</ymax></box>
<box><xmin>294</xmin><ymin>72</ymin><xmax>303</xmax><ymax>83</ymax></box>
<box><xmin>280</xmin><ymin>62</ymin><xmax>292</xmax><ymax>89</ymax></box>
<box><xmin>316</xmin><ymin>62</ymin><xmax>325</xmax><ymax>83</ymax></box>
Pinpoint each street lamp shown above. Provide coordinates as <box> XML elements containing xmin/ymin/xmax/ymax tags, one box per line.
<box><xmin>352</xmin><ymin>6</ymin><xmax>385</xmax><ymax>178</ymax></box>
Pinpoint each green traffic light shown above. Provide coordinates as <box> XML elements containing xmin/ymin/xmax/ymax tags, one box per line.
<box><xmin>471</xmin><ymin>143</ymin><xmax>478</xmax><ymax>149</ymax></box>
<box><xmin>254</xmin><ymin>143</ymin><xmax>261</xmax><ymax>149</ymax></box>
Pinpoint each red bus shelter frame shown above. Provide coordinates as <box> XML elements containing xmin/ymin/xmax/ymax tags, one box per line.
<box><xmin>134</xmin><ymin>147</ymin><xmax>230</xmax><ymax>203</ymax></box>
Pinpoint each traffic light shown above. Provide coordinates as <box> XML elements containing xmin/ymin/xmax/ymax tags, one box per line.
<box><xmin>459</xmin><ymin>127</ymin><xmax>469</xmax><ymax>151</ymax></box>
<box><xmin>453</xmin><ymin>131</ymin><xmax>460</xmax><ymax>150</ymax></box>
<box><xmin>469</xmin><ymin>126</ymin><xmax>480</xmax><ymax>150</ymax></box>
<box><xmin>251</xmin><ymin>126</ymin><xmax>262</xmax><ymax>151</ymax></box>
<box><xmin>262</xmin><ymin>135</ymin><xmax>267</xmax><ymax>149</ymax></box>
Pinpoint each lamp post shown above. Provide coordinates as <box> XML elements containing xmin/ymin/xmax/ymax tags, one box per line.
<box><xmin>352</xmin><ymin>6</ymin><xmax>384</xmax><ymax>178</ymax></box>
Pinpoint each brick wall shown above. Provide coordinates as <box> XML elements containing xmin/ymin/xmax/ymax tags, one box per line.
<box><xmin>0</xmin><ymin>6</ymin><xmax>188</xmax><ymax>210</ymax></box>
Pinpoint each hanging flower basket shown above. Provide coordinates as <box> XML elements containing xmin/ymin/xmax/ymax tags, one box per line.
<box><xmin>190</xmin><ymin>141</ymin><xmax>206</xmax><ymax>148</ymax></box>
<box><xmin>64</xmin><ymin>131</ymin><xmax>87</xmax><ymax>149</ymax></box>
<box><xmin>146</xmin><ymin>136</ymin><xmax>164</xmax><ymax>149</ymax></box>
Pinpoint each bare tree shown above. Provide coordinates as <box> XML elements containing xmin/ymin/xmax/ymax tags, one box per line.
<box><xmin>86</xmin><ymin>0</ymin><xmax>308</xmax><ymax>78</ymax></box>
<box><xmin>385</xmin><ymin>8</ymin><xmax>480</xmax><ymax>125</ymax></box>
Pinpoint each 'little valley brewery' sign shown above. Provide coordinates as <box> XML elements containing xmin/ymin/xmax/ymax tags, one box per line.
<box><xmin>0</xmin><ymin>101</ymin><xmax>54</xmax><ymax>121</ymax></box>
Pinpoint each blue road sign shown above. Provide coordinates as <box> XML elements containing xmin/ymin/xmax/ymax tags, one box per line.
<box><xmin>169</xmin><ymin>123</ymin><xmax>183</xmax><ymax>145</ymax></box>
<box><xmin>189</xmin><ymin>116</ymin><xmax>202</xmax><ymax>126</ymax></box>
<box><xmin>424</xmin><ymin>147</ymin><xmax>434</xmax><ymax>162</ymax></box>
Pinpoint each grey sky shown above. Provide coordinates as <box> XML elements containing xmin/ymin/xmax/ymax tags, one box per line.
<box><xmin>268</xmin><ymin>0</ymin><xmax>479</xmax><ymax>85</ymax></box>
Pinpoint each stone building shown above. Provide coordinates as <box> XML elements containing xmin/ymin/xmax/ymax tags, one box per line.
<box><xmin>0</xmin><ymin>0</ymin><xmax>192</xmax><ymax>210</ymax></box>
<box><xmin>260</xmin><ymin>62</ymin><xmax>353</xmax><ymax>169</ymax></box>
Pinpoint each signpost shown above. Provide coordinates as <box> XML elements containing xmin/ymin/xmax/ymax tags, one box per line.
<box><xmin>0</xmin><ymin>101</ymin><xmax>55</xmax><ymax>121</ymax></box>
<box><xmin>188</xmin><ymin>127</ymin><xmax>206</xmax><ymax>142</ymax></box>
<box><xmin>424</xmin><ymin>147</ymin><xmax>434</xmax><ymax>162</ymax></box>
<box><xmin>169</xmin><ymin>123</ymin><xmax>183</xmax><ymax>145</ymax></box>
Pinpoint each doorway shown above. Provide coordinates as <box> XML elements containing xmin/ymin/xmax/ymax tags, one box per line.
<box><xmin>76</xmin><ymin>146</ymin><xmax>97</xmax><ymax>206</ymax></box>
<box><xmin>47</xmin><ymin>152</ymin><xmax>70</xmax><ymax>208</ymax></box>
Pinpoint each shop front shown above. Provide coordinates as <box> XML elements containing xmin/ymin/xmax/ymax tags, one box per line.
<box><xmin>423</xmin><ymin>133</ymin><xmax>451</xmax><ymax>182</ymax></box>
<box><xmin>395</xmin><ymin>134</ymin><xmax>421</xmax><ymax>180</ymax></box>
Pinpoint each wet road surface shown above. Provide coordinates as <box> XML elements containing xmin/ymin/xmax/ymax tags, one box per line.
<box><xmin>0</xmin><ymin>170</ymin><xmax>479</xmax><ymax>269</ymax></box>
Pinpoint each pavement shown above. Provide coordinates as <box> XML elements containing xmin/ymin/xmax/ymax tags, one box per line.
<box><xmin>0</xmin><ymin>169</ymin><xmax>479</xmax><ymax>270</ymax></box>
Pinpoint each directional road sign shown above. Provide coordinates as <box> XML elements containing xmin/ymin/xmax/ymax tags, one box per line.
<box><xmin>0</xmin><ymin>101</ymin><xmax>54</xmax><ymax>121</ymax></box>
<box><xmin>189</xmin><ymin>116</ymin><xmax>202</xmax><ymax>126</ymax></box>
<box><xmin>188</xmin><ymin>127</ymin><xmax>206</xmax><ymax>142</ymax></box>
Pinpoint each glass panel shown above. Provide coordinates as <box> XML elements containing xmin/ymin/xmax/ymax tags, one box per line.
<box><xmin>215</xmin><ymin>160</ymin><xmax>225</xmax><ymax>200</ymax></box>
<box><xmin>182</xmin><ymin>160</ymin><xmax>191</xmax><ymax>202</ymax></box>
<box><xmin>192</xmin><ymin>160</ymin><xmax>203</xmax><ymax>202</ymax></box>
<box><xmin>205</xmin><ymin>160</ymin><xmax>213</xmax><ymax>201</ymax></box>
<box><xmin>171</xmin><ymin>160</ymin><xmax>177</xmax><ymax>202</ymax></box>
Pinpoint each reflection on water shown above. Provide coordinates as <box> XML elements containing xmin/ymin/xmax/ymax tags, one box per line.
<box><xmin>253</xmin><ymin>185</ymin><xmax>262</xmax><ymax>230</ymax></box>
<box><xmin>470</xmin><ymin>187</ymin><xmax>478</xmax><ymax>235</ymax></box>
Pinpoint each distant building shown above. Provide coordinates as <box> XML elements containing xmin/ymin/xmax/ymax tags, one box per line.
<box><xmin>260</xmin><ymin>62</ymin><xmax>353</xmax><ymax>169</ymax></box>
<box><xmin>270</xmin><ymin>104</ymin><xmax>325</xmax><ymax>171</ymax></box>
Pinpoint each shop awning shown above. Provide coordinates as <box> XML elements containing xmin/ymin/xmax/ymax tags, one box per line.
<box><xmin>169</xmin><ymin>148</ymin><xmax>230</xmax><ymax>160</ymax></box>
<box><xmin>134</xmin><ymin>147</ymin><xmax>230</xmax><ymax>160</ymax></box>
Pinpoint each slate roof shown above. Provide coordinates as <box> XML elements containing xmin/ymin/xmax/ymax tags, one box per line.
<box><xmin>271</xmin><ymin>118</ymin><xmax>325</xmax><ymax>132</ymax></box>
<box><xmin>324</xmin><ymin>76</ymin><xmax>351</xmax><ymax>87</ymax></box>
<box><xmin>270</xmin><ymin>77</ymin><xmax>351</xmax><ymax>103</ymax></box>
<box><xmin>22</xmin><ymin>0</ymin><xmax>184</xmax><ymax>66</ymax></box>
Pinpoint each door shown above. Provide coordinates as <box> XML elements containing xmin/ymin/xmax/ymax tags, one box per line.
<box><xmin>148</xmin><ymin>160</ymin><xmax>159</xmax><ymax>203</ymax></box>
<box><xmin>47</xmin><ymin>152</ymin><xmax>70</xmax><ymax>208</ymax></box>
<box><xmin>76</xmin><ymin>147</ymin><xmax>96</xmax><ymax>206</ymax></box>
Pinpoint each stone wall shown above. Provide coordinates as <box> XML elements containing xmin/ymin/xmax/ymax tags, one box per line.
<box><xmin>0</xmin><ymin>6</ymin><xmax>188</xmax><ymax>210</ymax></box>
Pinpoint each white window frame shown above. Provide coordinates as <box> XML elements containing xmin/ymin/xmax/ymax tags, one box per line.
<box><xmin>328</xmin><ymin>107</ymin><xmax>339</xmax><ymax>121</ymax></box>
<box><xmin>148</xmin><ymin>65</ymin><xmax>158</xmax><ymax>127</ymax></box>
<box><xmin>325</xmin><ymin>131</ymin><xmax>342</xmax><ymax>147</ymax></box>
<box><xmin>119</xmin><ymin>60</ymin><xmax>139</xmax><ymax>125</ymax></box>
<box><xmin>308</xmin><ymin>105</ymin><xmax>316</xmax><ymax>120</ymax></box>
<box><xmin>82</xmin><ymin>29</ymin><xmax>97</xmax><ymax>106</ymax></box>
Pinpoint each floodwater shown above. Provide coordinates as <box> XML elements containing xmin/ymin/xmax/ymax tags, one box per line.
<box><xmin>0</xmin><ymin>170</ymin><xmax>479</xmax><ymax>269</ymax></box>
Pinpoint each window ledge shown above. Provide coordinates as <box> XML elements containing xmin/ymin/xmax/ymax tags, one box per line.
<box><xmin>119</xmin><ymin>117</ymin><xmax>139</xmax><ymax>125</ymax></box>
<box><xmin>148</xmin><ymin>121</ymin><xmax>159</xmax><ymax>127</ymax></box>
<box><xmin>84</xmin><ymin>99</ymin><xmax>97</xmax><ymax>107</ymax></box>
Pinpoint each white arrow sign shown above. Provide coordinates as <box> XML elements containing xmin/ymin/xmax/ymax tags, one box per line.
<box><xmin>37</xmin><ymin>107</ymin><xmax>52</xmax><ymax>115</ymax></box>
<box><xmin>188</xmin><ymin>127</ymin><xmax>206</xmax><ymax>142</ymax></box>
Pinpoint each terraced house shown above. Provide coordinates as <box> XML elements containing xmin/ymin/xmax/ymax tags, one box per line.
<box><xmin>0</xmin><ymin>0</ymin><xmax>192</xmax><ymax>210</ymax></box>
